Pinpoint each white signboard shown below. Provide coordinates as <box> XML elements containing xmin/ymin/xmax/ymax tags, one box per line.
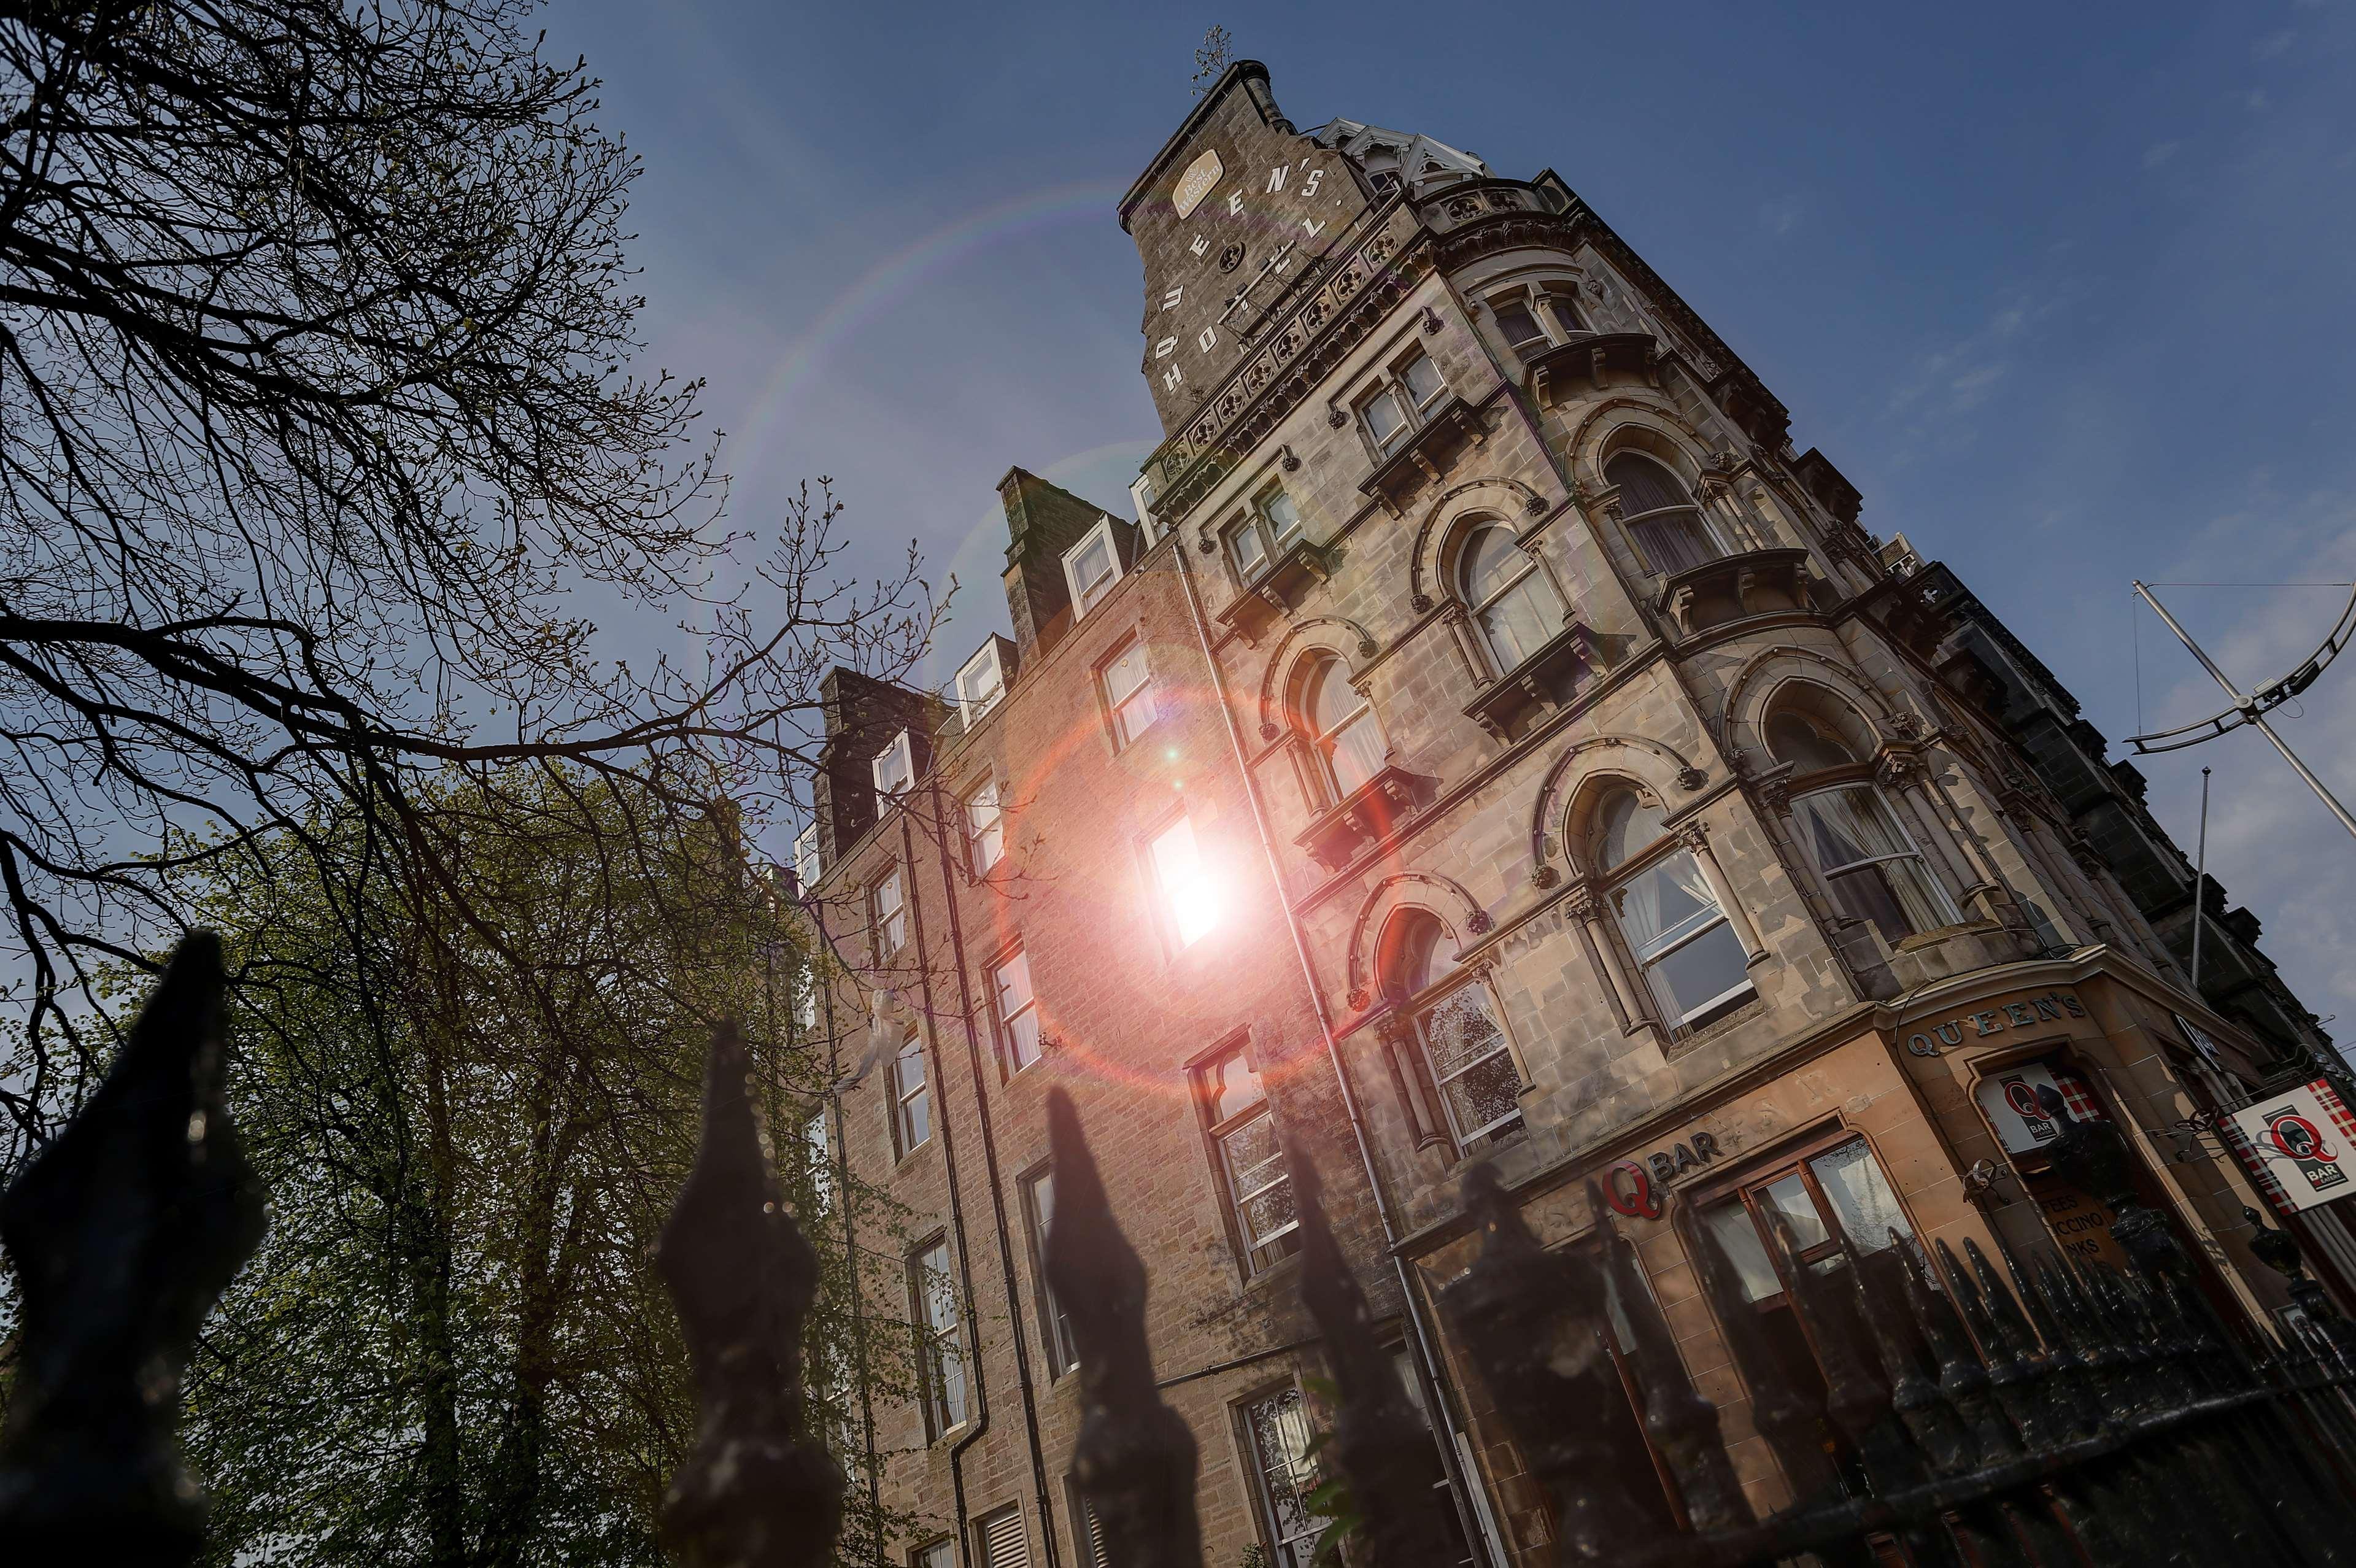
<box><xmin>1974</xmin><ymin>1061</ymin><xmax>2103</xmax><ymax>1155</ymax></box>
<box><xmin>2228</xmin><ymin>1079</ymin><xmax>2356</xmax><ymax>1213</ymax></box>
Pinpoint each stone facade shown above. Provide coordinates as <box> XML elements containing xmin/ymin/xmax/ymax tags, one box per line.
<box><xmin>791</xmin><ymin>63</ymin><xmax>2350</xmax><ymax>1568</ymax></box>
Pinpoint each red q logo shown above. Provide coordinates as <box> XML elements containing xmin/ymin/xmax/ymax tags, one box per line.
<box><xmin>2004</xmin><ymin>1080</ymin><xmax>2047</xmax><ymax>1121</ymax></box>
<box><xmin>2269</xmin><ymin>1113</ymin><xmax>2337</xmax><ymax>1164</ymax></box>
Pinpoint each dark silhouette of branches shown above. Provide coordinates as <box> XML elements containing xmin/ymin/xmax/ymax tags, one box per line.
<box><xmin>0</xmin><ymin>0</ymin><xmax>935</xmax><ymax>1159</ymax></box>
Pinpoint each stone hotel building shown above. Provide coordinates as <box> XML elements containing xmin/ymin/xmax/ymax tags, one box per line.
<box><xmin>787</xmin><ymin>63</ymin><xmax>2352</xmax><ymax>1568</ymax></box>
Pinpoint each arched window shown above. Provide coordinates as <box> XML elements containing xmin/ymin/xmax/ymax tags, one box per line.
<box><xmin>1766</xmin><ymin>705</ymin><xmax>1956</xmax><ymax>945</ymax></box>
<box><xmin>1606</xmin><ymin>452</ymin><xmax>1729</xmax><ymax>576</ymax></box>
<box><xmin>1381</xmin><ymin>911</ymin><xmax>1523</xmax><ymax>1148</ymax></box>
<box><xmin>1458</xmin><ymin>522</ymin><xmax>1561</xmax><ymax>673</ymax></box>
<box><xmin>1302</xmin><ymin>655</ymin><xmax>1385</xmax><ymax>801</ymax></box>
<box><xmin>1589</xmin><ymin>787</ymin><xmax>1753</xmax><ymax>1031</ymax></box>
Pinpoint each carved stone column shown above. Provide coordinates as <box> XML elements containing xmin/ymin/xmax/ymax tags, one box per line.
<box><xmin>1375</xmin><ymin>1011</ymin><xmax>1453</xmax><ymax>1155</ymax></box>
<box><xmin>1678</xmin><ymin>821</ymin><xmax>1764</xmax><ymax>961</ymax></box>
<box><xmin>1568</xmin><ymin>884</ymin><xmax>1647</xmax><ymax>1035</ymax></box>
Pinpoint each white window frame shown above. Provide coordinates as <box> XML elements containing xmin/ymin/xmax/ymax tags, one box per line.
<box><xmin>1099</xmin><ymin>639</ymin><xmax>1157</xmax><ymax>751</ymax></box>
<box><xmin>1021</xmin><ymin>1167</ymin><xmax>1078</xmax><ymax>1379</ymax></box>
<box><xmin>913</xmin><ymin>1540</ymin><xmax>956</xmax><ymax>1568</ymax></box>
<box><xmin>871</xmin><ymin>729</ymin><xmax>914</xmax><ymax>798</ymax></box>
<box><xmin>890</xmin><ymin>1030</ymin><xmax>932</xmax><ymax>1157</ymax></box>
<box><xmin>956</xmin><ymin>642</ymin><xmax>1008</xmax><ymax>722</ymax></box>
<box><xmin>793</xmin><ymin>822</ymin><xmax>821</xmax><ymax>894</ymax></box>
<box><xmin>1355</xmin><ymin>349</ymin><xmax>1450</xmax><ymax>460</ymax></box>
<box><xmin>1606</xmin><ymin>841</ymin><xmax>1753</xmax><ymax>1030</ymax></box>
<box><xmin>873</xmin><ymin>869</ymin><xmax>907</xmax><ymax>955</ymax></box>
<box><xmin>1238</xmin><ymin>1382</ymin><xmax>1327</xmax><ymax>1568</ymax></box>
<box><xmin>994</xmin><ymin>945</ymin><xmax>1041</xmax><ymax>1073</ymax></box>
<box><xmin>1062</xmin><ymin>516</ymin><xmax>1124</xmax><ymax>620</ymax></box>
<box><xmin>1130</xmin><ymin>472</ymin><xmax>1162</xmax><ymax>543</ymax></box>
<box><xmin>1485</xmin><ymin>280</ymin><xmax>1585</xmax><ymax>353</ymax></box>
<box><xmin>974</xmin><ymin>1504</ymin><xmax>1030</xmax><ymax>1568</ymax></box>
<box><xmin>1226</xmin><ymin>482</ymin><xmax>1307</xmax><ymax>582</ymax></box>
<box><xmin>1458</xmin><ymin>520</ymin><xmax>1562</xmax><ymax>674</ymax></box>
<box><xmin>965</xmin><ymin>776</ymin><xmax>1004</xmax><ymax>873</ymax></box>
<box><xmin>1194</xmin><ymin>1046</ymin><xmax>1299</xmax><ymax>1275</ymax></box>
<box><xmin>1412</xmin><ymin>977</ymin><xmax>1525</xmax><ymax>1146</ymax></box>
<box><xmin>1790</xmin><ymin>779</ymin><xmax>1959</xmax><ymax>940</ymax></box>
<box><xmin>1148</xmin><ymin>815</ymin><xmax>1217</xmax><ymax>949</ymax></box>
<box><xmin>910</xmin><ymin>1235</ymin><xmax>968</xmax><ymax>1437</ymax></box>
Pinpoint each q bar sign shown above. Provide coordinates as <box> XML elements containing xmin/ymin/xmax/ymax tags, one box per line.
<box><xmin>2228</xmin><ymin>1078</ymin><xmax>2356</xmax><ymax>1213</ymax></box>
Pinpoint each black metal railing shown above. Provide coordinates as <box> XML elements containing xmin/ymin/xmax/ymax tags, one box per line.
<box><xmin>9</xmin><ymin>937</ymin><xmax>2356</xmax><ymax>1567</ymax></box>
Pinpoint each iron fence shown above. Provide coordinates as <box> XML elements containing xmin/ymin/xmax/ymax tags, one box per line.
<box><xmin>7</xmin><ymin>936</ymin><xmax>2356</xmax><ymax>1567</ymax></box>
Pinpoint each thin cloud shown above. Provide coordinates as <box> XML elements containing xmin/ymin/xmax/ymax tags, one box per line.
<box><xmin>2254</xmin><ymin>28</ymin><xmax>2298</xmax><ymax>59</ymax></box>
<box><xmin>1759</xmin><ymin>196</ymin><xmax>1802</xmax><ymax>237</ymax></box>
<box><xmin>2144</xmin><ymin>139</ymin><xmax>2183</xmax><ymax>169</ymax></box>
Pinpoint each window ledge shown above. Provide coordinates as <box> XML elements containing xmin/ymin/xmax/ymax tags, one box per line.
<box><xmin>1294</xmin><ymin>762</ymin><xmax>1425</xmax><ymax>872</ymax></box>
<box><xmin>1653</xmin><ymin>546</ymin><xmax>1820</xmax><ymax>637</ymax></box>
<box><xmin>1215</xmin><ymin>536</ymin><xmax>1333</xmax><ymax>643</ymax></box>
<box><xmin>1523</xmin><ymin>330</ymin><xmax>1660</xmax><ymax>406</ymax></box>
<box><xmin>1357</xmin><ymin>395</ymin><xmax>1486</xmax><ymax>515</ymax></box>
<box><xmin>1461</xmin><ymin>620</ymin><xmax>1601</xmax><ymax>741</ymax></box>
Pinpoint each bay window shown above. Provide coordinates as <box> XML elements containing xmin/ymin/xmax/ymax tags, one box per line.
<box><xmin>1765</xmin><ymin>709</ymin><xmax>1956</xmax><ymax>945</ymax></box>
<box><xmin>1228</xmin><ymin>482</ymin><xmax>1307</xmax><ymax>581</ymax></box>
<box><xmin>1357</xmin><ymin>351</ymin><xmax>1449</xmax><ymax>460</ymax></box>
<box><xmin>1606</xmin><ymin>452</ymin><xmax>1729</xmax><ymax>576</ymax></box>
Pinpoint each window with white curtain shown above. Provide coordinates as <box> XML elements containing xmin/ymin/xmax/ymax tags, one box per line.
<box><xmin>1592</xmin><ymin>789</ymin><xmax>1753</xmax><ymax>1030</ymax></box>
<box><xmin>1458</xmin><ymin>521</ymin><xmax>1559</xmax><ymax>673</ymax></box>
<box><xmin>1387</xmin><ymin>913</ymin><xmax>1523</xmax><ymax>1146</ymax></box>
<box><xmin>1228</xmin><ymin>482</ymin><xmax>1307</xmax><ymax>580</ymax></box>
<box><xmin>1301</xmin><ymin>655</ymin><xmax>1385</xmax><ymax>803</ymax></box>
<box><xmin>965</xmin><ymin>778</ymin><xmax>1003</xmax><ymax>873</ymax></box>
<box><xmin>1765</xmin><ymin>709</ymin><xmax>1957</xmax><ymax>946</ymax></box>
<box><xmin>1239</xmin><ymin>1384</ymin><xmax>1328</xmax><ymax>1568</ymax></box>
<box><xmin>1607</xmin><ymin>452</ymin><xmax>1728</xmax><ymax>575</ymax></box>
<box><xmin>994</xmin><ymin>946</ymin><xmax>1040</xmax><ymax>1072</ymax></box>
<box><xmin>1099</xmin><ymin>640</ymin><xmax>1157</xmax><ymax>751</ymax></box>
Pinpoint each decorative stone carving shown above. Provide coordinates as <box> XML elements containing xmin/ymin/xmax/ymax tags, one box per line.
<box><xmin>1889</xmin><ymin>711</ymin><xmax>1927</xmax><ymax>740</ymax></box>
<box><xmin>1531</xmin><ymin>862</ymin><xmax>1560</xmax><ymax>890</ymax></box>
<box><xmin>1196</xmin><ymin>534</ymin><xmax>1216</xmax><ymax>554</ymax></box>
<box><xmin>1524</xmin><ymin>492</ymin><xmax>1549</xmax><ymax>516</ymax></box>
<box><xmin>1347</xmin><ymin>987</ymin><xmax>1370</xmax><ymax>1012</ymax></box>
<box><xmin>1411</xmin><ymin>592</ymin><xmax>1435</xmax><ymax>614</ymax></box>
<box><xmin>1357</xmin><ymin>635</ymin><xmax>1378</xmax><ymax>659</ymax></box>
<box><xmin>1421</xmin><ymin>305</ymin><xmax>1443</xmax><ymax>334</ymax></box>
<box><xmin>1672</xmin><ymin>767</ymin><xmax>1705</xmax><ymax>792</ymax></box>
<box><xmin>1280</xmin><ymin>444</ymin><xmax>1301</xmax><ymax>473</ymax></box>
<box><xmin>1876</xmin><ymin>753</ymin><xmax>1923</xmax><ymax>790</ymax></box>
<box><xmin>1260</xmin><ymin>721</ymin><xmax>1281</xmax><ymax>743</ymax></box>
<box><xmin>1565</xmin><ymin>885</ymin><xmax>1599</xmax><ymax>920</ymax></box>
<box><xmin>1466</xmin><ymin>909</ymin><xmax>1494</xmax><ymax>936</ymax></box>
<box><xmin>1756</xmin><ymin>775</ymin><xmax>1793</xmax><ymax>816</ymax></box>
<box><xmin>1327</xmin><ymin>405</ymin><xmax>1347</xmax><ymax>429</ymax></box>
<box><xmin>1676</xmin><ymin>822</ymin><xmax>1710</xmax><ymax>853</ymax></box>
<box><xmin>1218</xmin><ymin>242</ymin><xmax>1246</xmax><ymax>274</ymax></box>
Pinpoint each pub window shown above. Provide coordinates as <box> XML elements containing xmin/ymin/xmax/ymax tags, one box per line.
<box><xmin>1356</xmin><ymin>350</ymin><xmax>1449</xmax><ymax>460</ymax></box>
<box><xmin>1588</xmin><ymin>787</ymin><xmax>1753</xmax><ymax>1032</ymax></box>
<box><xmin>1192</xmin><ymin>1044</ymin><xmax>1300</xmax><ymax>1273</ymax></box>
<box><xmin>909</xmin><ymin>1236</ymin><xmax>970</xmax><ymax>1438</ymax></box>
<box><xmin>1238</xmin><ymin>1383</ymin><xmax>1327</xmax><ymax>1568</ymax></box>
<box><xmin>1457</xmin><ymin>519</ymin><xmax>1562</xmax><ymax>674</ymax></box>
<box><xmin>1765</xmin><ymin>704</ymin><xmax>1956</xmax><ymax>945</ymax></box>
<box><xmin>1381</xmin><ymin>910</ymin><xmax>1523</xmax><ymax>1149</ymax></box>
<box><xmin>1296</xmin><ymin>654</ymin><xmax>1385</xmax><ymax>805</ymax></box>
<box><xmin>1690</xmin><ymin>1132</ymin><xmax>1916</xmax><ymax>1497</ymax></box>
<box><xmin>1605</xmin><ymin>451</ymin><xmax>1729</xmax><ymax>576</ymax></box>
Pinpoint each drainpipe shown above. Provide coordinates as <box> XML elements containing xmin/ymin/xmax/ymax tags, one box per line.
<box><xmin>1171</xmin><ymin>543</ymin><xmax>1496</xmax><ymax>1567</ymax></box>
<box><xmin>922</xmin><ymin>782</ymin><xmax>1064</xmax><ymax>1568</ymax></box>
<box><xmin>808</xmin><ymin>896</ymin><xmax>885</xmax><ymax>1564</ymax></box>
<box><xmin>898</xmin><ymin>813</ymin><xmax>990</xmax><ymax>1568</ymax></box>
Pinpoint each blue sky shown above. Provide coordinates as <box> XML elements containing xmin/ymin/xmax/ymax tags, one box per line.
<box><xmin>546</xmin><ymin>2</ymin><xmax>2356</xmax><ymax>1045</ymax></box>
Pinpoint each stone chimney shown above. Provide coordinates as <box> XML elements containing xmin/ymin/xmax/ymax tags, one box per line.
<box><xmin>813</xmin><ymin>667</ymin><xmax>950</xmax><ymax>867</ymax></box>
<box><xmin>998</xmin><ymin>466</ymin><xmax>1138</xmax><ymax>658</ymax></box>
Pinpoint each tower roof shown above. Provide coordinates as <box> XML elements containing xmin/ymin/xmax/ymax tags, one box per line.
<box><xmin>1311</xmin><ymin>118</ymin><xmax>1489</xmax><ymax>199</ymax></box>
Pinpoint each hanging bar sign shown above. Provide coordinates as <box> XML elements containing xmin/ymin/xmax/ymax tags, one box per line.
<box><xmin>2228</xmin><ymin>1078</ymin><xmax>2356</xmax><ymax>1212</ymax></box>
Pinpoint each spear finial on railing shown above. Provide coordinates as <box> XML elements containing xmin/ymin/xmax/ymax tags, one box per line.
<box><xmin>657</xmin><ymin>1021</ymin><xmax>844</xmax><ymax>1568</ymax></box>
<box><xmin>1286</xmin><ymin>1134</ymin><xmax>1458</xmax><ymax>1568</ymax></box>
<box><xmin>0</xmin><ymin>932</ymin><xmax>266</xmax><ymax>1565</ymax></box>
<box><xmin>1043</xmin><ymin>1089</ymin><xmax>1203</xmax><ymax>1568</ymax></box>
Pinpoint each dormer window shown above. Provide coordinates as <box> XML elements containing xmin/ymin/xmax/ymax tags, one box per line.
<box><xmin>1356</xmin><ymin>352</ymin><xmax>1448</xmax><ymax>460</ymax></box>
<box><xmin>955</xmin><ymin>643</ymin><xmax>1006</xmax><ymax>722</ymax></box>
<box><xmin>1129</xmin><ymin>472</ymin><xmax>1162</xmax><ymax>543</ymax></box>
<box><xmin>1063</xmin><ymin>517</ymin><xmax>1123</xmax><ymax>619</ymax></box>
<box><xmin>871</xmin><ymin>729</ymin><xmax>914</xmax><ymax>798</ymax></box>
<box><xmin>1226</xmin><ymin>484</ymin><xmax>1306</xmax><ymax>581</ymax></box>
